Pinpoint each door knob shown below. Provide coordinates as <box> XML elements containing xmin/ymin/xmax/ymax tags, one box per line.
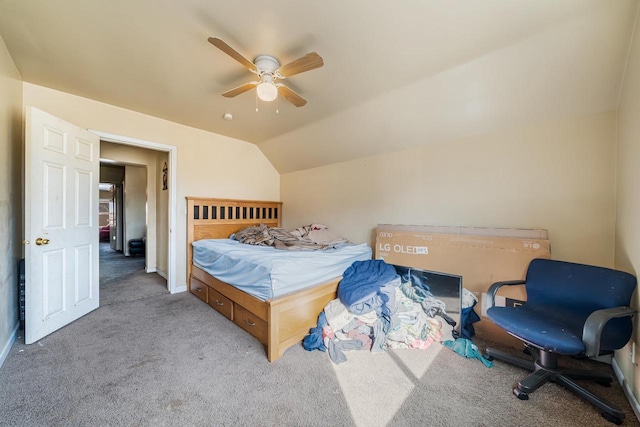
<box><xmin>35</xmin><ymin>238</ymin><xmax>50</xmax><ymax>246</ymax></box>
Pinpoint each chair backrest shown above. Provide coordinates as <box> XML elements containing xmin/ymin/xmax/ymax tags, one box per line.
<box><xmin>525</xmin><ymin>258</ymin><xmax>636</xmax><ymax>351</ymax></box>
<box><xmin>526</xmin><ymin>258</ymin><xmax>636</xmax><ymax>313</ymax></box>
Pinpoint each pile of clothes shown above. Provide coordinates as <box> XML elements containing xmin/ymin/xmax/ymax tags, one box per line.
<box><xmin>232</xmin><ymin>223</ymin><xmax>349</xmax><ymax>251</ymax></box>
<box><xmin>303</xmin><ymin>259</ymin><xmax>492</xmax><ymax>367</ymax></box>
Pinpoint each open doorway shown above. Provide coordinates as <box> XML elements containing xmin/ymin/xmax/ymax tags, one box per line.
<box><xmin>98</xmin><ymin>157</ymin><xmax>168</xmax><ymax>305</ymax></box>
<box><xmin>93</xmin><ymin>130</ymin><xmax>178</xmax><ymax>294</ymax></box>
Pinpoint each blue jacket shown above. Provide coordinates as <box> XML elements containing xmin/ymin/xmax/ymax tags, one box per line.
<box><xmin>337</xmin><ymin>260</ymin><xmax>398</xmax><ymax>315</ymax></box>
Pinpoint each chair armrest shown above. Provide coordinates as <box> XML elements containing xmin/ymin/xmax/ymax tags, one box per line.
<box><xmin>486</xmin><ymin>280</ymin><xmax>526</xmax><ymax>308</ymax></box>
<box><xmin>582</xmin><ymin>306</ymin><xmax>637</xmax><ymax>357</ymax></box>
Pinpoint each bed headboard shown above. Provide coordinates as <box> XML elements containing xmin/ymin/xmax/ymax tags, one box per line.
<box><xmin>186</xmin><ymin>197</ymin><xmax>283</xmax><ymax>283</ymax></box>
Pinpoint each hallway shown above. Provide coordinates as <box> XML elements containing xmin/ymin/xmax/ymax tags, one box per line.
<box><xmin>99</xmin><ymin>242</ymin><xmax>167</xmax><ymax>306</ymax></box>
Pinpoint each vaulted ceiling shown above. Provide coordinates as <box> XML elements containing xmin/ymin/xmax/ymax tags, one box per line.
<box><xmin>0</xmin><ymin>0</ymin><xmax>637</xmax><ymax>173</ymax></box>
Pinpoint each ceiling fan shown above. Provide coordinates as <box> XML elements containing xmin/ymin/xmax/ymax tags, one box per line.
<box><xmin>209</xmin><ymin>37</ymin><xmax>324</xmax><ymax>107</ymax></box>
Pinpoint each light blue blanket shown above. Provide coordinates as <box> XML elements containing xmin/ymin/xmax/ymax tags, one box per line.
<box><xmin>192</xmin><ymin>239</ymin><xmax>372</xmax><ymax>301</ymax></box>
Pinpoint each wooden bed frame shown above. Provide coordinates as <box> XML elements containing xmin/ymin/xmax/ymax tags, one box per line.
<box><xmin>186</xmin><ymin>197</ymin><xmax>340</xmax><ymax>362</ymax></box>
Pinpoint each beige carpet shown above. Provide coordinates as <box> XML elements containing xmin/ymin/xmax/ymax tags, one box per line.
<box><xmin>0</xmin><ymin>253</ymin><xmax>638</xmax><ymax>426</ymax></box>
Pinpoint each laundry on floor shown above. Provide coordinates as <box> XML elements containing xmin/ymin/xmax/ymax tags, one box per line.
<box><xmin>303</xmin><ymin>259</ymin><xmax>489</xmax><ymax>366</ymax></box>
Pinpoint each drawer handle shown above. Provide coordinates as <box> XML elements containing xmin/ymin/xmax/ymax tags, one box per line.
<box><xmin>195</xmin><ymin>288</ymin><xmax>202</xmax><ymax>292</ymax></box>
<box><xmin>215</xmin><ymin>299</ymin><xmax>224</xmax><ymax>306</ymax></box>
<box><xmin>245</xmin><ymin>319</ymin><xmax>255</xmax><ymax>327</ymax></box>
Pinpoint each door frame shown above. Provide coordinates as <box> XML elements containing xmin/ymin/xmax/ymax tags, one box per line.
<box><xmin>91</xmin><ymin>130</ymin><xmax>178</xmax><ymax>294</ymax></box>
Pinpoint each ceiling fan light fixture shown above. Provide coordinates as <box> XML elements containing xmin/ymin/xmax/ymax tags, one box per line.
<box><xmin>256</xmin><ymin>81</ymin><xmax>278</xmax><ymax>102</ymax></box>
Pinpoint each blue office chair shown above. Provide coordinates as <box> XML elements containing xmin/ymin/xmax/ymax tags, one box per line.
<box><xmin>485</xmin><ymin>258</ymin><xmax>636</xmax><ymax>425</ymax></box>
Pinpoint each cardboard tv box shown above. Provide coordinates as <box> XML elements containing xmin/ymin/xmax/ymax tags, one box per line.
<box><xmin>375</xmin><ymin>224</ymin><xmax>551</xmax><ymax>347</ymax></box>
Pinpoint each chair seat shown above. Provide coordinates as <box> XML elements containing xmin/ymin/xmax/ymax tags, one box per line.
<box><xmin>487</xmin><ymin>305</ymin><xmax>585</xmax><ymax>354</ymax></box>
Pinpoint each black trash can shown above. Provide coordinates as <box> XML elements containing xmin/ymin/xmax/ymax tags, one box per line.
<box><xmin>128</xmin><ymin>238</ymin><xmax>145</xmax><ymax>257</ymax></box>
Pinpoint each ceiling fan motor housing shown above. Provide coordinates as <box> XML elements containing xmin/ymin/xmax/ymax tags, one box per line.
<box><xmin>254</xmin><ymin>55</ymin><xmax>280</xmax><ymax>75</ymax></box>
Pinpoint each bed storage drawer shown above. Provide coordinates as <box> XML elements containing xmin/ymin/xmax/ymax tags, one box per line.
<box><xmin>234</xmin><ymin>304</ymin><xmax>268</xmax><ymax>345</ymax></box>
<box><xmin>208</xmin><ymin>288</ymin><xmax>233</xmax><ymax>320</ymax></box>
<box><xmin>190</xmin><ymin>277</ymin><xmax>209</xmax><ymax>303</ymax></box>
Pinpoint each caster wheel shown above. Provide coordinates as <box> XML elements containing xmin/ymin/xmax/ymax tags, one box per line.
<box><xmin>513</xmin><ymin>388</ymin><xmax>529</xmax><ymax>400</ymax></box>
<box><xmin>484</xmin><ymin>353</ymin><xmax>494</xmax><ymax>361</ymax></box>
<box><xmin>601</xmin><ymin>412</ymin><xmax>623</xmax><ymax>425</ymax></box>
<box><xmin>596</xmin><ymin>380</ymin><xmax>612</xmax><ymax>388</ymax></box>
<box><xmin>523</xmin><ymin>347</ymin><xmax>531</xmax><ymax>356</ymax></box>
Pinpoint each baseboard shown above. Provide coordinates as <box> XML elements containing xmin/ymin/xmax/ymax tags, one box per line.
<box><xmin>155</xmin><ymin>268</ymin><xmax>167</xmax><ymax>279</ymax></box>
<box><xmin>172</xmin><ymin>285</ymin><xmax>187</xmax><ymax>294</ymax></box>
<box><xmin>612</xmin><ymin>357</ymin><xmax>640</xmax><ymax>422</ymax></box>
<box><xmin>0</xmin><ymin>322</ymin><xmax>19</xmax><ymax>370</ymax></box>
<box><xmin>592</xmin><ymin>352</ymin><xmax>613</xmax><ymax>364</ymax></box>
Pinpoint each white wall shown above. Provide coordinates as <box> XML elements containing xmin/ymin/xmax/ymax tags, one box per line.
<box><xmin>0</xmin><ymin>35</ymin><xmax>23</xmax><ymax>365</ymax></box>
<box><xmin>23</xmin><ymin>83</ymin><xmax>280</xmax><ymax>289</ymax></box>
<box><xmin>281</xmin><ymin>111</ymin><xmax>617</xmax><ymax>268</ymax></box>
<box><xmin>614</xmin><ymin>6</ymin><xmax>640</xmax><ymax>406</ymax></box>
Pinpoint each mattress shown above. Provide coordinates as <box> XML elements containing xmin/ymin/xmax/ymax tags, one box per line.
<box><xmin>192</xmin><ymin>239</ymin><xmax>372</xmax><ymax>301</ymax></box>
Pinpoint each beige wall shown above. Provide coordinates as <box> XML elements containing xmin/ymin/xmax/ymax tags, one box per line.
<box><xmin>23</xmin><ymin>83</ymin><xmax>280</xmax><ymax>290</ymax></box>
<box><xmin>282</xmin><ymin>111</ymin><xmax>617</xmax><ymax>267</ymax></box>
<box><xmin>614</xmin><ymin>9</ymin><xmax>640</xmax><ymax>406</ymax></box>
<box><xmin>123</xmin><ymin>165</ymin><xmax>147</xmax><ymax>257</ymax></box>
<box><xmin>156</xmin><ymin>152</ymin><xmax>170</xmax><ymax>277</ymax></box>
<box><xmin>0</xmin><ymin>36</ymin><xmax>23</xmax><ymax>363</ymax></box>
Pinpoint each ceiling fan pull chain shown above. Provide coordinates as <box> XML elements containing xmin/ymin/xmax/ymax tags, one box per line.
<box><xmin>255</xmin><ymin>92</ymin><xmax>259</xmax><ymax>112</ymax></box>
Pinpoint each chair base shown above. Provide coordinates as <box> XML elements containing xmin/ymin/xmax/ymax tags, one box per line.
<box><xmin>485</xmin><ymin>346</ymin><xmax>624</xmax><ymax>425</ymax></box>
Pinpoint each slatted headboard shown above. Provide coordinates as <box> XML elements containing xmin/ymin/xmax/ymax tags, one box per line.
<box><xmin>186</xmin><ymin>197</ymin><xmax>283</xmax><ymax>285</ymax></box>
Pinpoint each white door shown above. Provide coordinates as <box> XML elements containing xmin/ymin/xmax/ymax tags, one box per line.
<box><xmin>25</xmin><ymin>107</ymin><xmax>100</xmax><ymax>344</ymax></box>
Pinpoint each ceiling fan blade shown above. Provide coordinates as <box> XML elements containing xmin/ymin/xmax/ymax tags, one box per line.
<box><xmin>222</xmin><ymin>81</ymin><xmax>258</xmax><ymax>98</ymax></box>
<box><xmin>208</xmin><ymin>37</ymin><xmax>256</xmax><ymax>71</ymax></box>
<box><xmin>277</xmin><ymin>52</ymin><xmax>324</xmax><ymax>77</ymax></box>
<box><xmin>277</xmin><ymin>84</ymin><xmax>307</xmax><ymax>107</ymax></box>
